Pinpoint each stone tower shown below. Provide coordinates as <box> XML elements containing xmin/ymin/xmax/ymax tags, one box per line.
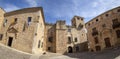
<box><xmin>71</xmin><ymin>16</ymin><xmax>85</xmax><ymax>30</ymax></box>
<box><xmin>56</xmin><ymin>20</ymin><xmax>67</xmax><ymax>54</ymax></box>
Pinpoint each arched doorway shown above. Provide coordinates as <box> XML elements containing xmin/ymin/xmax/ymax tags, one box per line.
<box><xmin>104</xmin><ymin>37</ymin><xmax>111</xmax><ymax>48</ymax></box>
<box><xmin>68</xmin><ymin>46</ymin><xmax>73</xmax><ymax>53</ymax></box>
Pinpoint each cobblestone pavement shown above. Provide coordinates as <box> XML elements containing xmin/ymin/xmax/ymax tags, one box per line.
<box><xmin>65</xmin><ymin>46</ymin><xmax>120</xmax><ymax>59</ymax></box>
<box><xmin>1</xmin><ymin>43</ymin><xmax>120</xmax><ymax>59</ymax></box>
<box><xmin>33</xmin><ymin>46</ymin><xmax>120</xmax><ymax>59</ymax></box>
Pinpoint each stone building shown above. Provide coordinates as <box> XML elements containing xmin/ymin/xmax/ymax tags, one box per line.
<box><xmin>45</xmin><ymin>16</ymin><xmax>88</xmax><ymax>54</ymax></box>
<box><xmin>0</xmin><ymin>7</ymin><xmax>45</xmax><ymax>54</ymax></box>
<box><xmin>86</xmin><ymin>6</ymin><xmax>120</xmax><ymax>52</ymax></box>
<box><xmin>0</xmin><ymin>8</ymin><xmax>5</xmax><ymax>30</ymax></box>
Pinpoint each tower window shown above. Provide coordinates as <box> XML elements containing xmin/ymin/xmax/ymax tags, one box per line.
<box><xmin>48</xmin><ymin>47</ymin><xmax>51</xmax><ymax>51</ymax></box>
<box><xmin>77</xmin><ymin>17</ymin><xmax>80</xmax><ymax>20</ymax></box>
<box><xmin>81</xmin><ymin>18</ymin><xmax>83</xmax><ymax>21</ymax></box>
<box><xmin>68</xmin><ymin>29</ymin><xmax>71</xmax><ymax>32</ymax></box>
<box><xmin>48</xmin><ymin>37</ymin><xmax>53</xmax><ymax>43</ymax></box>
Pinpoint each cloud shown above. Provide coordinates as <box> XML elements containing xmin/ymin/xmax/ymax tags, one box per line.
<box><xmin>35</xmin><ymin>0</ymin><xmax>120</xmax><ymax>24</ymax></box>
<box><xmin>4</xmin><ymin>4</ymin><xmax>20</xmax><ymax>12</ymax></box>
<box><xmin>73</xmin><ymin>0</ymin><xmax>120</xmax><ymax>22</ymax></box>
<box><xmin>25</xmin><ymin>0</ymin><xmax>38</xmax><ymax>7</ymax></box>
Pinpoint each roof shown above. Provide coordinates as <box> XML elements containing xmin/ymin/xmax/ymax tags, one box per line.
<box><xmin>4</xmin><ymin>7</ymin><xmax>42</xmax><ymax>17</ymax></box>
<box><xmin>71</xmin><ymin>15</ymin><xmax>84</xmax><ymax>21</ymax></box>
<box><xmin>4</xmin><ymin>7</ymin><xmax>46</xmax><ymax>26</ymax></box>
<box><xmin>0</xmin><ymin>7</ymin><xmax>6</xmax><ymax>12</ymax></box>
<box><xmin>85</xmin><ymin>6</ymin><xmax>120</xmax><ymax>25</ymax></box>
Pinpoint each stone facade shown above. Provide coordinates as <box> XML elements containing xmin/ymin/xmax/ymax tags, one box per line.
<box><xmin>1</xmin><ymin>6</ymin><xmax>119</xmax><ymax>54</ymax></box>
<box><xmin>0</xmin><ymin>8</ymin><xmax>5</xmax><ymax>30</ymax></box>
<box><xmin>85</xmin><ymin>6</ymin><xmax>120</xmax><ymax>52</ymax></box>
<box><xmin>0</xmin><ymin>7</ymin><xmax>45</xmax><ymax>54</ymax></box>
<box><xmin>45</xmin><ymin>16</ymin><xmax>88</xmax><ymax>54</ymax></box>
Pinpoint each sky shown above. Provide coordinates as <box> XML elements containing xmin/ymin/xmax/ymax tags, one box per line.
<box><xmin>0</xmin><ymin>0</ymin><xmax>120</xmax><ymax>25</ymax></box>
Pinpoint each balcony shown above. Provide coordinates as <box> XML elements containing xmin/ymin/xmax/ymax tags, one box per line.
<box><xmin>112</xmin><ymin>22</ymin><xmax>120</xmax><ymax>29</ymax></box>
<box><xmin>92</xmin><ymin>30</ymin><xmax>98</xmax><ymax>36</ymax></box>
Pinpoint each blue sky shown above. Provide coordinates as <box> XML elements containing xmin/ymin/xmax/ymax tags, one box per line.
<box><xmin>0</xmin><ymin>0</ymin><xmax>120</xmax><ymax>25</ymax></box>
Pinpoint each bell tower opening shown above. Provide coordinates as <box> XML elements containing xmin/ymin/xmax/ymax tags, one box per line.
<box><xmin>71</xmin><ymin>16</ymin><xmax>84</xmax><ymax>29</ymax></box>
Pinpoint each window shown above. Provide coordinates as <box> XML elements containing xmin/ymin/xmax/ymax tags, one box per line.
<box><xmin>38</xmin><ymin>40</ymin><xmax>40</xmax><ymax>48</ymax></box>
<box><xmin>95</xmin><ymin>46</ymin><xmax>101</xmax><ymax>51</ymax></box>
<box><xmin>68</xmin><ymin>37</ymin><xmax>71</xmax><ymax>43</ymax></box>
<box><xmin>112</xmin><ymin>18</ymin><xmax>118</xmax><ymax>24</ymax></box>
<box><xmin>74</xmin><ymin>24</ymin><xmax>76</xmax><ymax>27</ymax></box>
<box><xmin>82</xmin><ymin>34</ymin><xmax>83</xmax><ymax>36</ymax></box>
<box><xmin>92</xmin><ymin>27</ymin><xmax>96</xmax><ymax>31</ymax></box>
<box><xmin>41</xmin><ymin>42</ymin><xmax>43</xmax><ymax>48</ymax></box>
<box><xmin>106</xmin><ymin>14</ymin><xmax>109</xmax><ymax>17</ymax></box>
<box><xmin>3</xmin><ymin>19</ymin><xmax>7</xmax><ymax>27</ymax></box>
<box><xmin>88</xmin><ymin>23</ymin><xmax>90</xmax><ymax>26</ymax></box>
<box><xmin>94</xmin><ymin>37</ymin><xmax>99</xmax><ymax>44</ymax></box>
<box><xmin>48</xmin><ymin>47</ymin><xmax>51</xmax><ymax>51</ymax></box>
<box><xmin>102</xmin><ymin>24</ymin><xmax>106</xmax><ymax>27</ymax></box>
<box><xmin>117</xmin><ymin>9</ymin><xmax>120</xmax><ymax>12</ymax></box>
<box><xmin>81</xmin><ymin>18</ymin><xmax>83</xmax><ymax>21</ymax></box>
<box><xmin>28</xmin><ymin>17</ymin><xmax>32</xmax><ymax>25</ymax></box>
<box><xmin>14</xmin><ymin>18</ymin><xmax>17</xmax><ymax>23</ymax></box>
<box><xmin>96</xmin><ymin>19</ymin><xmax>98</xmax><ymax>22</ymax></box>
<box><xmin>23</xmin><ymin>23</ymin><xmax>26</xmax><ymax>31</ymax></box>
<box><xmin>75</xmin><ymin>38</ymin><xmax>77</xmax><ymax>42</ymax></box>
<box><xmin>48</xmin><ymin>37</ymin><xmax>53</xmax><ymax>42</ymax></box>
<box><xmin>75</xmin><ymin>46</ymin><xmax>79</xmax><ymax>52</ymax></box>
<box><xmin>0</xmin><ymin>34</ymin><xmax>3</xmax><ymax>40</ymax></box>
<box><xmin>92</xmin><ymin>22</ymin><xmax>94</xmax><ymax>24</ymax></box>
<box><xmin>35</xmin><ymin>33</ymin><xmax>37</xmax><ymax>36</ymax></box>
<box><xmin>116</xmin><ymin>30</ymin><xmax>120</xmax><ymax>38</ymax></box>
<box><xmin>78</xmin><ymin>24</ymin><xmax>83</xmax><ymax>30</ymax></box>
<box><xmin>77</xmin><ymin>17</ymin><xmax>80</xmax><ymax>20</ymax></box>
<box><xmin>68</xmin><ymin>29</ymin><xmax>71</xmax><ymax>32</ymax></box>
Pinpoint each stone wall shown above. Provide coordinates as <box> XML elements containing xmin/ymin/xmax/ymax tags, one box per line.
<box><xmin>0</xmin><ymin>7</ymin><xmax>45</xmax><ymax>54</ymax></box>
<box><xmin>86</xmin><ymin>6</ymin><xmax>120</xmax><ymax>52</ymax></box>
